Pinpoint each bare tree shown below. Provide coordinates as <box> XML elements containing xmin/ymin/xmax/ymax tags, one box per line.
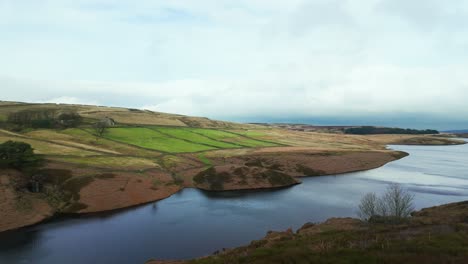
<box><xmin>382</xmin><ymin>183</ymin><xmax>415</xmax><ymax>219</ymax></box>
<box><xmin>92</xmin><ymin>121</ymin><xmax>108</xmax><ymax>139</ymax></box>
<box><xmin>358</xmin><ymin>183</ymin><xmax>415</xmax><ymax>223</ymax></box>
<box><xmin>358</xmin><ymin>192</ymin><xmax>378</xmax><ymax>221</ymax></box>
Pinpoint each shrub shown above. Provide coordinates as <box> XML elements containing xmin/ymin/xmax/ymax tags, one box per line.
<box><xmin>56</xmin><ymin>112</ymin><xmax>82</xmax><ymax>128</ymax></box>
<box><xmin>358</xmin><ymin>192</ymin><xmax>378</xmax><ymax>221</ymax></box>
<box><xmin>193</xmin><ymin>167</ymin><xmax>231</xmax><ymax>190</ymax></box>
<box><xmin>381</xmin><ymin>183</ymin><xmax>415</xmax><ymax>219</ymax></box>
<box><xmin>0</xmin><ymin>141</ymin><xmax>41</xmax><ymax>170</ymax></box>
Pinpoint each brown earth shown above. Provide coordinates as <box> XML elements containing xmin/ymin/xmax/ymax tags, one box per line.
<box><xmin>0</xmin><ymin>170</ymin><xmax>54</xmax><ymax>232</ymax></box>
<box><xmin>192</xmin><ymin>150</ymin><xmax>407</xmax><ymax>191</ymax></box>
<box><xmin>77</xmin><ymin>170</ymin><xmax>181</xmax><ymax>213</ymax></box>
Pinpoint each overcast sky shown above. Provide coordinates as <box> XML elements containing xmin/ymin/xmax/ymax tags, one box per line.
<box><xmin>1</xmin><ymin>1</ymin><xmax>467</xmax><ymax>129</ymax></box>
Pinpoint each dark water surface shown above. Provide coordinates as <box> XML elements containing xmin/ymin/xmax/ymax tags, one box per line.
<box><xmin>1</xmin><ymin>141</ymin><xmax>468</xmax><ymax>264</ymax></box>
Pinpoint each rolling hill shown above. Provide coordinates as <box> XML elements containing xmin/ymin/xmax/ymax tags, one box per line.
<box><xmin>0</xmin><ymin>101</ymin><xmax>464</xmax><ymax>232</ymax></box>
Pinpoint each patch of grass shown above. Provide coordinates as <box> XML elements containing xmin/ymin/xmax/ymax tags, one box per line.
<box><xmin>0</xmin><ymin>135</ymin><xmax>99</xmax><ymax>156</ymax></box>
<box><xmin>263</xmin><ymin>170</ymin><xmax>297</xmax><ymax>186</ymax></box>
<box><xmin>151</xmin><ymin>179</ymin><xmax>162</xmax><ymax>190</ymax></box>
<box><xmin>60</xmin><ymin>128</ymin><xmax>162</xmax><ymax>157</ymax></box>
<box><xmin>193</xmin><ymin>167</ymin><xmax>232</xmax><ymax>190</ymax></box>
<box><xmin>104</xmin><ymin>127</ymin><xmax>215</xmax><ymax>153</ymax></box>
<box><xmin>295</xmin><ymin>164</ymin><xmax>326</xmax><ymax>176</ymax></box>
<box><xmin>235</xmin><ymin>130</ymin><xmax>268</xmax><ymax>137</ymax></box>
<box><xmin>189</xmin><ymin>128</ymin><xmax>279</xmax><ymax>147</ymax></box>
<box><xmin>49</xmin><ymin>156</ymin><xmax>158</xmax><ymax>169</ymax></box>
<box><xmin>40</xmin><ymin>169</ymin><xmax>73</xmax><ymax>185</ymax></box>
<box><xmin>197</xmin><ymin>153</ymin><xmax>212</xmax><ymax>166</ymax></box>
<box><xmin>153</xmin><ymin>127</ymin><xmax>239</xmax><ymax>148</ymax></box>
<box><xmin>391</xmin><ymin>151</ymin><xmax>409</xmax><ymax>160</ymax></box>
<box><xmin>63</xmin><ymin>202</ymin><xmax>88</xmax><ymax>213</ymax></box>
<box><xmin>62</xmin><ymin>176</ymin><xmax>94</xmax><ymax>200</ymax></box>
<box><xmin>161</xmin><ymin>155</ymin><xmax>181</xmax><ymax>169</ymax></box>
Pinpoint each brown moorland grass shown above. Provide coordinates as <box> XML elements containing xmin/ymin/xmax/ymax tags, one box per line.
<box><xmin>0</xmin><ymin>101</ymin><xmax>464</xmax><ymax>233</ymax></box>
<box><xmin>0</xmin><ymin>135</ymin><xmax>101</xmax><ymax>156</ymax></box>
<box><xmin>48</xmin><ymin>156</ymin><xmax>160</xmax><ymax>170</ymax></box>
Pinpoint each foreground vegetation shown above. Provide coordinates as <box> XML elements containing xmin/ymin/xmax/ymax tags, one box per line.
<box><xmin>149</xmin><ymin>200</ymin><xmax>468</xmax><ymax>264</ymax></box>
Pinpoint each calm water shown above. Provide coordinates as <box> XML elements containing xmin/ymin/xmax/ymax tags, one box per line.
<box><xmin>1</xmin><ymin>141</ymin><xmax>468</xmax><ymax>264</ymax></box>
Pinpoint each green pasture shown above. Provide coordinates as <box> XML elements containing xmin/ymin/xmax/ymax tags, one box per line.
<box><xmin>104</xmin><ymin>127</ymin><xmax>215</xmax><ymax>153</ymax></box>
<box><xmin>188</xmin><ymin>128</ymin><xmax>279</xmax><ymax>147</ymax></box>
<box><xmin>152</xmin><ymin>127</ymin><xmax>239</xmax><ymax>148</ymax></box>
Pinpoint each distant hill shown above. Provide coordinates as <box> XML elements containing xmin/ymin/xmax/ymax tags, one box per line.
<box><xmin>0</xmin><ymin>100</ymin><xmax>464</xmax><ymax>233</ymax></box>
<box><xmin>443</xmin><ymin>129</ymin><xmax>468</xmax><ymax>134</ymax></box>
<box><xmin>0</xmin><ymin>100</ymin><xmax>257</xmax><ymax>129</ymax></box>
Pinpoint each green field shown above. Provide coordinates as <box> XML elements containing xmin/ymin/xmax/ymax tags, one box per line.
<box><xmin>59</xmin><ymin>129</ymin><xmax>162</xmax><ymax>157</ymax></box>
<box><xmin>189</xmin><ymin>128</ymin><xmax>279</xmax><ymax>147</ymax></box>
<box><xmin>152</xmin><ymin>127</ymin><xmax>239</xmax><ymax>148</ymax></box>
<box><xmin>104</xmin><ymin>127</ymin><xmax>216</xmax><ymax>153</ymax></box>
<box><xmin>231</xmin><ymin>130</ymin><xmax>269</xmax><ymax>137</ymax></box>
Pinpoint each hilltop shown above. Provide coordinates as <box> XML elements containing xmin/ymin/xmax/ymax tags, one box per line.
<box><xmin>0</xmin><ymin>101</ymin><xmax>464</xmax><ymax>232</ymax></box>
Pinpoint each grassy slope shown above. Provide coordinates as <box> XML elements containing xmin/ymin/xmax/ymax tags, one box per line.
<box><xmin>189</xmin><ymin>128</ymin><xmax>279</xmax><ymax>147</ymax></box>
<box><xmin>152</xmin><ymin>127</ymin><xmax>240</xmax><ymax>149</ymax></box>
<box><xmin>0</xmin><ymin>101</ymin><xmax>465</xmax><ymax>231</ymax></box>
<box><xmin>103</xmin><ymin>127</ymin><xmax>216</xmax><ymax>153</ymax></box>
<box><xmin>0</xmin><ymin>101</ymin><xmax>257</xmax><ymax>128</ymax></box>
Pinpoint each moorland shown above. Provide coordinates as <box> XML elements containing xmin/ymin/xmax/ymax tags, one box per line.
<box><xmin>0</xmin><ymin>101</ymin><xmax>464</xmax><ymax>232</ymax></box>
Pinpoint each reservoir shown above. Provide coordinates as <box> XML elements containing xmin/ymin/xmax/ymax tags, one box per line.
<box><xmin>1</xmin><ymin>141</ymin><xmax>467</xmax><ymax>264</ymax></box>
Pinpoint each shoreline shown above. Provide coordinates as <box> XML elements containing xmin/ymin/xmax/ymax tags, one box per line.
<box><xmin>147</xmin><ymin>200</ymin><xmax>468</xmax><ymax>264</ymax></box>
<box><xmin>0</xmin><ymin>138</ymin><xmax>463</xmax><ymax>234</ymax></box>
<box><xmin>0</xmin><ymin>149</ymin><xmax>408</xmax><ymax>234</ymax></box>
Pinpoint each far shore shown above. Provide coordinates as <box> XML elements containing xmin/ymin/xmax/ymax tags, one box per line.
<box><xmin>1</xmin><ymin>135</ymin><xmax>464</xmax><ymax>233</ymax></box>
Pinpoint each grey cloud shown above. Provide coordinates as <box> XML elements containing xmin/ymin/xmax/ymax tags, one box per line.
<box><xmin>375</xmin><ymin>0</ymin><xmax>468</xmax><ymax>31</ymax></box>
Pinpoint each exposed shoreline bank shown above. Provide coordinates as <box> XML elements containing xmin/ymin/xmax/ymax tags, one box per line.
<box><xmin>0</xmin><ymin>150</ymin><xmax>408</xmax><ymax>233</ymax></box>
<box><xmin>0</xmin><ymin>137</ymin><xmax>465</xmax><ymax>234</ymax></box>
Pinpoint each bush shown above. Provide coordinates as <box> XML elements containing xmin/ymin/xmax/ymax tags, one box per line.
<box><xmin>0</xmin><ymin>141</ymin><xmax>41</xmax><ymax>170</ymax></box>
<box><xmin>358</xmin><ymin>192</ymin><xmax>378</xmax><ymax>221</ymax></box>
<box><xmin>358</xmin><ymin>183</ymin><xmax>415</xmax><ymax>223</ymax></box>
<box><xmin>56</xmin><ymin>112</ymin><xmax>82</xmax><ymax>128</ymax></box>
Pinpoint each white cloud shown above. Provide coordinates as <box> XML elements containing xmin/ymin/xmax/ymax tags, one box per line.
<box><xmin>35</xmin><ymin>96</ymin><xmax>100</xmax><ymax>106</ymax></box>
<box><xmin>1</xmin><ymin>0</ymin><xmax>468</xmax><ymax>128</ymax></box>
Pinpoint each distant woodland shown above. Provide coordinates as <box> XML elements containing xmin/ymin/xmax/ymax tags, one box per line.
<box><xmin>345</xmin><ymin>126</ymin><xmax>439</xmax><ymax>135</ymax></box>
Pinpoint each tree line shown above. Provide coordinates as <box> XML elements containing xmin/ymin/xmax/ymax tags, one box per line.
<box><xmin>345</xmin><ymin>126</ymin><xmax>439</xmax><ymax>135</ymax></box>
<box><xmin>5</xmin><ymin>109</ymin><xmax>82</xmax><ymax>129</ymax></box>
